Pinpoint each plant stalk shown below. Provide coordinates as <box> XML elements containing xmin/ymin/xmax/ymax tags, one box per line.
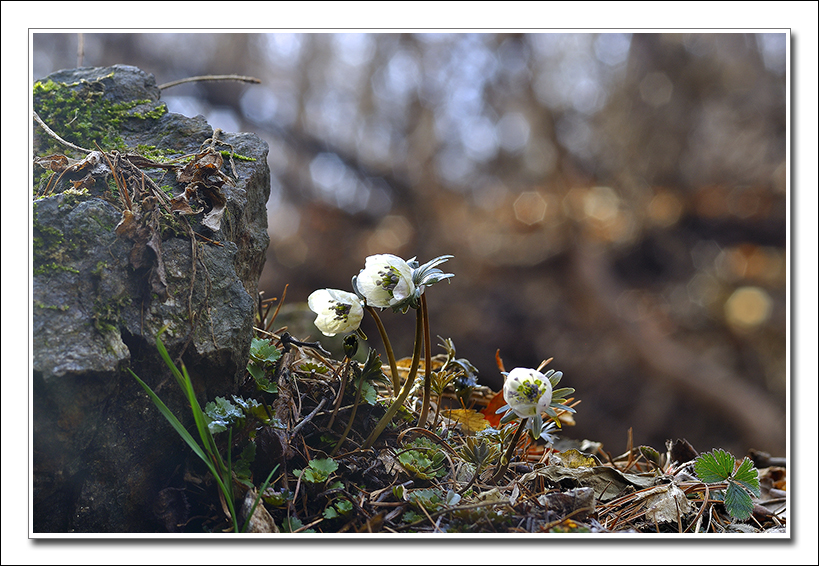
<box><xmin>363</xmin><ymin>306</ymin><xmax>424</xmax><ymax>449</ymax></box>
<box><xmin>331</xmin><ymin>372</ymin><xmax>365</xmax><ymax>457</ymax></box>
<box><xmin>416</xmin><ymin>294</ymin><xmax>432</xmax><ymax>428</ymax></box>
<box><xmin>491</xmin><ymin>419</ymin><xmax>526</xmax><ymax>483</ymax></box>
<box><xmin>366</xmin><ymin>305</ymin><xmax>400</xmax><ymax>396</ymax></box>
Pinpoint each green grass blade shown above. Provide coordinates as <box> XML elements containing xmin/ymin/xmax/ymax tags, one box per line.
<box><xmin>240</xmin><ymin>465</ymin><xmax>280</xmax><ymax>533</ymax></box>
<box><xmin>130</xmin><ymin>369</ymin><xmax>212</xmax><ymax>470</ymax></box>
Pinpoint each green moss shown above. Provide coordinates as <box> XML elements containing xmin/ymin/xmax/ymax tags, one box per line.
<box><xmin>33</xmin><ymin>205</ymin><xmax>76</xmax><ymax>276</ymax></box>
<box><xmin>92</xmin><ymin>261</ymin><xmax>109</xmax><ymax>277</ymax></box>
<box><xmin>59</xmin><ymin>187</ymin><xmax>91</xmax><ymax>208</ymax></box>
<box><xmin>220</xmin><ymin>150</ymin><xmax>256</xmax><ymax>162</ymax></box>
<box><xmin>34</xmin><ymin>262</ymin><xmax>81</xmax><ymax>276</ymax></box>
<box><xmin>92</xmin><ymin>294</ymin><xmax>132</xmax><ymax>335</ymax></box>
<box><xmin>135</xmin><ymin>144</ymin><xmax>182</xmax><ymax>163</ymax></box>
<box><xmin>34</xmin><ymin>301</ymin><xmax>70</xmax><ymax>312</ymax></box>
<box><xmin>32</xmin><ymin>77</ymin><xmax>167</xmax><ymax>165</ymax></box>
<box><xmin>157</xmin><ymin>208</ymin><xmax>188</xmax><ymax>239</ymax></box>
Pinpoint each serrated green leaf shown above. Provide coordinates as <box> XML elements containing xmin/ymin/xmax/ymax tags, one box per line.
<box><xmin>255</xmin><ymin>375</ymin><xmax>278</xmax><ymax>394</ymax></box>
<box><xmin>323</xmin><ymin>507</ymin><xmax>339</xmax><ymax>519</ymax></box>
<box><xmin>250</xmin><ymin>337</ymin><xmax>282</xmax><ymax>364</ymax></box>
<box><xmin>732</xmin><ymin>457</ymin><xmax>761</xmax><ymax>497</ymax></box>
<box><xmin>724</xmin><ymin>481</ymin><xmax>754</xmax><ymax>521</ymax></box>
<box><xmin>204</xmin><ymin>396</ymin><xmax>243</xmax><ymax>434</ymax></box>
<box><xmin>309</xmin><ymin>458</ymin><xmax>339</xmax><ymax>475</ymax></box>
<box><xmin>695</xmin><ymin>449</ymin><xmax>736</xmax><ymax>483</ymax></box>
<box><xmin>335</xmin><ymin>499</ymin><xmax>353</xmax><ymax>514</ymax></box>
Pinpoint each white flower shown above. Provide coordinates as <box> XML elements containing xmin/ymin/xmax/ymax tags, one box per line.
<box><xmin>502</xmin><ymin>367</ymin><xmax>553</xmax><ymax>419</ymax></box>
<box><xmin>354</xmin><ymin>254</ymin><xmax>416</xmax><ymax>309</ymax></box>
<box><xmin>307</xmin><ymin>289</ymin><xmax>364</xmax><ymax>337</ymax></box>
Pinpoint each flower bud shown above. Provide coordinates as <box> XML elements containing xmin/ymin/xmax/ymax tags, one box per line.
<box><xmin>502</xmin><ymin>367</ymin><xmax>553</xmax><ymax>419</ymax></box>
<box><xmin>307</xmin><ymin>289</ymin><xmax>364</xmax><ymax>337</ymax></box>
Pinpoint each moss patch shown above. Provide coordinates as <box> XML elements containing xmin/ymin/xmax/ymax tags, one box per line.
<box><xmin>33</xmin><ymin>202</ymin><xmax>76</xmax><ymax>276</ymax></box>
<box><xmin>33</xmin><ymin>76</ymin><xmax>168</xmax><ymax>161</ymax></box>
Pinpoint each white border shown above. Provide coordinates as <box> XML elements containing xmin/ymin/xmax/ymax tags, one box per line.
<box><xmin>4</xmin><ymin>1</ymin><xmax>818</xmax><ymax>564</ymax></box>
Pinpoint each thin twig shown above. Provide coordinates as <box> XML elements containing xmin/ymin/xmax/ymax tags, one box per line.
<box><xmin>33</xmin><ymin>110</ymin><xmax>91</xmax><ymax>153</ymax></box>
<box><xmin>158</xmin><ymin>74</ymin><xmax>261</xmax><ymax>91</ymax></box>
<box><xmin>290</xmin><ymin>397</ymin><xmax>327</xmax><ymax>439</ymax></box>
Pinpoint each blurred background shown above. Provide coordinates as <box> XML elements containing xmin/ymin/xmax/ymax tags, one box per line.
<box><xmin>32</xmin><ymin>32</ymin><xmax>787</xmax><ymax>459</ymax></box>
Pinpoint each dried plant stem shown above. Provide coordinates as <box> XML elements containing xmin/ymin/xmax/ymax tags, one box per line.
<box><xmin>158</xmin><ymin>74</ymin><xmax>261</xmax><ymax>90</ymax></box>
<box><xmin>331</xmin><ymin>372</ymin><xmax>365</xmax><ymax>457</ymax></box>
<box><xmin>33</xmin><ymin>110</ymin><xmax>91</xmax><ymax>153</ymax></box>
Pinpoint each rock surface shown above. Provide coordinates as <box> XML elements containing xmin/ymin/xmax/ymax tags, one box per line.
<box><xmin>32</xmin><ymin>65</ymin><xmax>270</xmax><ymax>532</ymax></box>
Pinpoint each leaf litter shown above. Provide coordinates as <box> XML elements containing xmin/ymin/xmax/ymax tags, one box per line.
<box><xmin>173</xmin><ymin>320</ymin><xmax>788</xmax><ymax>535</ymax></box>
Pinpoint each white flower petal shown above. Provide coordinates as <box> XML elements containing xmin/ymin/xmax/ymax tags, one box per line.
<box><xmin>503</xmin><ymin>367</ymin><xmax>553</xmax><ymax>419</ymax></box>
<box><xmin>357</xmin><ymin>254</ymin><xmax>415</xmax><ymax>308</ymax></box>
<box><xmin>307</xmin><ymin>289</ymin><xmax>364</xmax><ymax>336</ymax></box>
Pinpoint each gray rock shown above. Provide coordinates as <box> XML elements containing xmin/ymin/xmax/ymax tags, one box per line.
<box><xmin>32</xmin><ymin>65</ymin><xmax>270</xmax><ymax>532</ymax></box>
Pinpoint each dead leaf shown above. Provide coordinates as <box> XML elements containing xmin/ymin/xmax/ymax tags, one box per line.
<box><xmin>444</xmin><ymin>409</ymin><xmax>489</xmax><ymax>434</ymax></box>
<box><xmin>146</xmin><ymin>229</ymin><xmax>168</xmax><ymax>301</ymax></box>
<box><xmin>34</xmin><ymin>154</ymin><xmax>70</xmax><ymax>172</ymax></box>
<box><xmin>202</xmin><ymin>205</ymin><xmax>226</xmax><ymax>231</ymax></box>
<box><xmin>479</xmin><ymin>391</ymin><xmax>506</xmax><ymax>428</ymax></box>
<box><xmin>519</xmin><ymin>464</ymin><xmax>658</xmax><ymax>501</ymax></box>
<box><xmin>555</xmin><ymin>449</ymin><xmax>599</xmax><ymax>468</ymax></box>
<box><xmin>640</xmin><ymin>484</ymin><xmax>692</xmax><ymax>523</ymax></box>
<box><xmin>115</xmin><ymin>209</ymin><xmax>139</xmax><ymax>239</ymax></box>
<box><xmin>240</xmin><ymin>489</ymin><xmax>279</xmax><ymax>533</ymax></box>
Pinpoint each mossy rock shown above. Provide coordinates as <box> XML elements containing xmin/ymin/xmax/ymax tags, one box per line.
<box><xmin>32</xmin><ymin>65</ymin><xmax>271</xmax><ymax>533</ymax></box>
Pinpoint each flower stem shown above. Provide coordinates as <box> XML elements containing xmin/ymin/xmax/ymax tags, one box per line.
<box><xmin>363</xmin><ymin>305</ymin><xmax>424</xmax><ymax>449</ymax></box>
<box><xmin>416</xmin><ymin>294</ymin><xmax>432</xmax><ymax>428</ymax></box>
<box><xmin>331</xmin><ymin>371</ymin><xmax>364</xmax><ymax>457</ymax></box>
<box><xmin>366</xmin><ymin>306</ymin><xmax>400</xmax><ymax>396</ymax></box>
<box><xmin>491</xmin><ymin>419</ymin><xmax>526</xmax><ymax>483</ymax></box>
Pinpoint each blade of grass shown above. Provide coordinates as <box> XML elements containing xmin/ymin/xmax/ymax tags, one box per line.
<box><xmin>130</xmin><ymin>369</ymin><xmax>212</xmax><ymax>466</ymax></box>
<box><xmin>240</xmin><ymin>465</ymin><xmax>280</xmax><ymax>533</ymax></box>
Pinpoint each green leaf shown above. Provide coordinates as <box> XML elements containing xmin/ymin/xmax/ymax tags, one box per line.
<box><xmin>250</xmin><ymin>337</ymin><xmax>282</xmax><ymax>364</ymax></box>
<box><xmin>335</xmin><ymin>499</ymin><xmax>353</xmax><ymax>514</ymax></box>
<box><xmin>639</xmin><ymin>445</ymin><xmax>661</xmax><ymax>467</ymax></box>
<box><xmin>308</xmin><ymin>458</ymin><xmax>339</xmax><ymax>475</ymax></box>
<box><xmin>551</xmin><ymin>387</ymin><xmax>575</xmax><ymax>399</ymax></box>
<box><xmin>247</xmin><ymin>361</ymin><xmax>265</xmax><ymax>381</ymax></box>
<box><xmin>233</xmin><ymin>442</ymin><xmax>256</xmax><ymax>480</ymax></box>
<box><xmin>323</xmin><ymin>507</ymin><xmax>339</xmax><ymax>519</ymax></box>
<box><xmin>724</xmin><ymin>481</ymin><xmax>755</xmax><ymax>521</ymax></box>
<box><xmin>204</xmin><ymin>396</ymin><xmax>243</xmax><ymax>434</ymax></box>
<box><xmin>695</xmin><ymin>449</ymin><xmax>762</xmax><ymax>521</ymax></box>
<box><xmin>732</xmin><ymin>457</ymin><xmax>761</xmax><ymax>497</ymax></box>
<box><xmin>694</xmin><ymin>449</ymin><xmax>736</xmax><ymax>483</ymax></box>
<box><xmin>360</xmin><ymin>380</ymin><xmax>377</xmax><ymax>405</ymax></box>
